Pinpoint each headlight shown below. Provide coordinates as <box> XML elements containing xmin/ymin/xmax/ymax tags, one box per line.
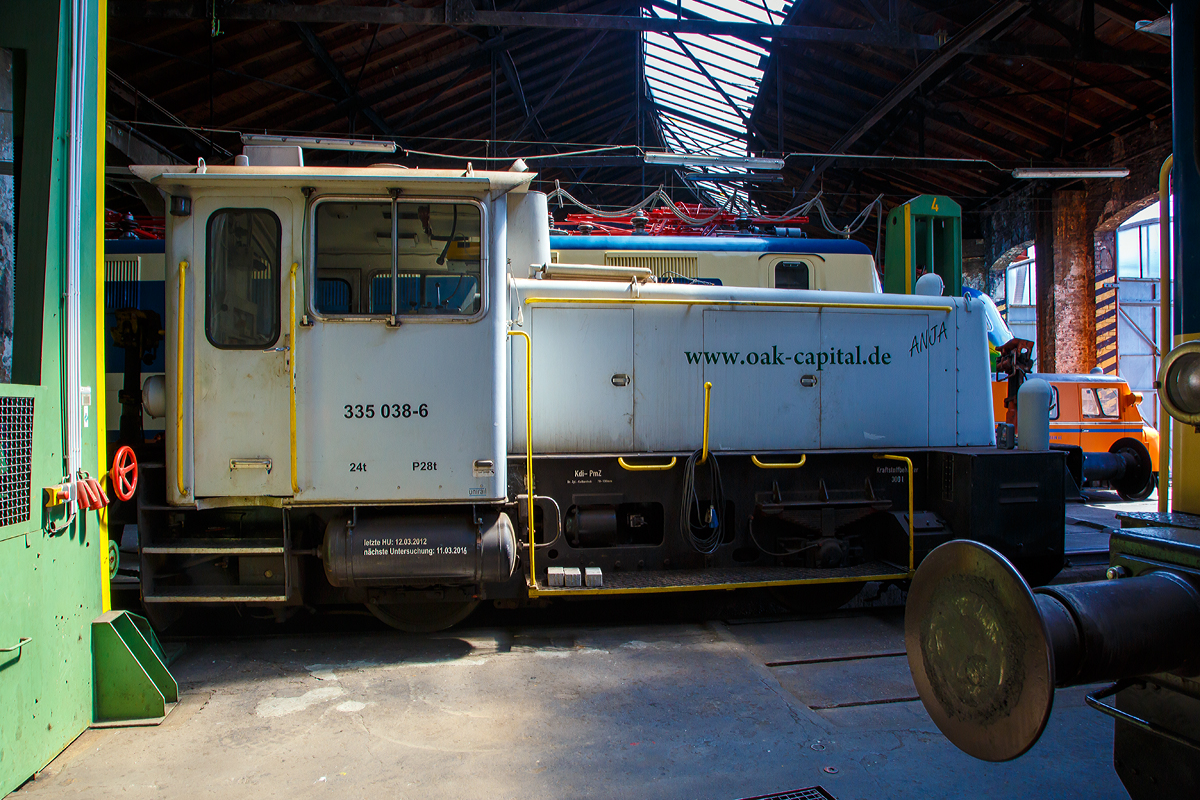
<box><xmin>1157</xmin><ymin>341</ymin><xmax>1200</xmax><ymax>425</ymax></box>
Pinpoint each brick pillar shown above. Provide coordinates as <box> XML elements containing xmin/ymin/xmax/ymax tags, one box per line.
<box><xmin>1035</xmin><ymin>190</ymin><xmax>1056</xmax><ymax>371</ymax></box>
<box><xmin>1052</xmin><ymin>191</ymin><xmax>1097</xmax><ymax>373</ymax></box>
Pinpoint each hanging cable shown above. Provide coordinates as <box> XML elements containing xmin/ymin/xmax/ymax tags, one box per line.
<box><xmin>678</xmin><ymin>448</ymin><xmax>725</xmax><ymax>555</ymax></box>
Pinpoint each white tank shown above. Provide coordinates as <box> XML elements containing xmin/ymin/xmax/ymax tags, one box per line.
<box><xmin>506</xmin><ymin>192</ymin><xmax>550</xmax><ymax>278</ymax></box>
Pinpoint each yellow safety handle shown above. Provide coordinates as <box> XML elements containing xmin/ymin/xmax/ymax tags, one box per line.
<box><xmin>508</xmin><ymin>330</ymin><xmax>535</xmax><ymax>587</ymax></box>
<box><xmin>175</xmin><ymin>260</ymin><xmax>189</xmax><ymax>498</ymax></box>
<box><xmin>874</xmin><ymin>454</ymin><xmax>914</xmax><ymax>572</ymax></box>
<box><xmin>289</xmin><ymin>263</ymin><xmax>299</xmax><ymax>495</ymax></box>
<box><xmin>751</xmin><ymin>454</ymin><xmax>807</xmax><ymax>469</ymax></box>
<box><xmin>699</xmin><ymin>381</ymin><xmax>712</xmax><ymax>464</ymax></box>
<box><xmin>618</xmin><ymin>457</ymin><xmax>678</xmax><ymax>472</ymax></box>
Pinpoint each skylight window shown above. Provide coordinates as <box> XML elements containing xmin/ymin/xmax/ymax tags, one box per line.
<box><xmin>644</xmin><ymin>0</ymin><xmax>790</xmax><ymax>212</ymax></box>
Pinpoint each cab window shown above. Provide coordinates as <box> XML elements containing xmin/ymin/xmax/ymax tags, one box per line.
<box><xmin>1097</xmin><ymin>387</ymin><xmax>1120</xmax><ymax>416</ymax></box>
<box><xmin>206</xmin><ymin>208</ymin><xmax>281</xmax><ymax>349</ymax></box>
<box><xmin>774</xmin><ymin>261</ymin><xmax>810</xmax><ymax>290</ymax></box>
<box><xmin>313</xmin><ymin>199</ymin><xmax>482</xmax><ymax>317</ymax></box>
<box><xmin>1048</xmin><ymin>386</ymin><xmax>1059</xmax><ymax>420</ymax></box>
<box><xmin>1081</xmin><ymin>387</ymin><xmax>1120</xmax><ymax>418</ymax></box>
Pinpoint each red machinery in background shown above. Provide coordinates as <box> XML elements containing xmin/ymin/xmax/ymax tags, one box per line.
<box><xmin>554</xmin><ymin>202</ymin><xmax>807</xmax><ymax>237</ymax></box>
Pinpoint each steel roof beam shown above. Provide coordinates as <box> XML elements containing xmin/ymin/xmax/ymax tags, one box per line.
<box><xmin>796</xmin><ymin>0</ymin><xmax>1025</xmax><ymax>195</ymax></box>
<box><xmin>111</xmin><ymin>2</ymin><xmax>1168</xmax><ymax>66</ymax></box>
<box><xmin>283</xmin><ymin>10</ymin><xmax>400</xmax><ymax>137</ymax></box>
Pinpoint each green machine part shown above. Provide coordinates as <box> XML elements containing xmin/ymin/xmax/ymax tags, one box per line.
<box><xmin>882</xmin><ymin>194</ymin><xmax>963</xmax><ymax>296</ymax></box>
<box><xmin>91</xmin><ymin>611</ymin><xmax>179</xmax><ymax>725</ymax></box>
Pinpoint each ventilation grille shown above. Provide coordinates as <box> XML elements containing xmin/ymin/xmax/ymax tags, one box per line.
<box><xmin>605</xmin><ymin>253</ymin><xmax>698</xmax><ymax>279</ymax></box>
<box><xmin>0</xmin><ymin>396</ymin><xmax>33</xmax><ymax>528</ymax></box>
<box><xmin>738</xmin><ymin>788</ymin><xmax>835</xmax><ymax>800</ymax></box>
<box><xmin>105</xmin><ymin>257</ymin><xmax>141</xmax><ymax>310</ymax></box>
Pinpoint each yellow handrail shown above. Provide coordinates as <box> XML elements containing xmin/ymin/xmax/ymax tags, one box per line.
<box><xmin>751</xmin><ymin>454</ymin><xmax>807</xmax><ymax>469</ymax></box>
<box><xmin>508</xmin><ymin>330</ymin><xmax>535</xmax><ymax>587</ymax></box>
<box><xmin>1159</xmin><ymin>155</ymin><xmax>1173</xmax><ymax>514</ymax></box>
<box><xmin>289</xmin><ymin>262</ymin><xmax>300</xmax><ymax>495</ymax></box>
<box><xmin>618</xmin><ymin>456</ymin><xmax>677</xmax><ymax>471</ymax></box>
<box><xmin>874</xmin><ymin>454</ymin><xmax>914</xmax><ymax>571</ymax></box>
<box><xmin>525</xmin><ymin>297</ymin><xmax>952</xmax><ymax>313</ymax></box>
<box><xmin>699</xmin><ymin>381</ymin><xmax>712</xmax><ymax>464</ymax></box>
<box><xmin>176</xmin><ymin>260</ymin><xmax>189</xmax><ymax>498</ymax></box>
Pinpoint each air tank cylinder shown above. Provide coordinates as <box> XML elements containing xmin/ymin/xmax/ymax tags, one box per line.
<box><xmin>506</xmin><ymin>191</ymin><xmax>551</xmax><ymax>278</ymax></box>
<box><xmin>1017</xmin><ymin>378</ymin><xmax>1051</xmax><ymax>451</ymax></box>
<box><xmin>322</xmin><ymin>510</ymin><xmax>517</xmax><ymax>588</ymax></box>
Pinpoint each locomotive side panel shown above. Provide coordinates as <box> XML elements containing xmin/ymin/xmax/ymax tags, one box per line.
<box><xmin>528</xmin><ymin>307</ymin><xmax>634</xmax><ymax>452</ymax></box>
<box><xmin>699</xmin><ymin>308</ymin><xmax>822</xmax><ymax>452</ymax></box>
<box><xmin>818</xmin><ymin>310</ymin><xmax>930</xmax><ymax>449</ymax></box>
<box><xmin>297</xmin><ymin>320</ymin><xmax>505</xmax><ymax>502</ymax></box>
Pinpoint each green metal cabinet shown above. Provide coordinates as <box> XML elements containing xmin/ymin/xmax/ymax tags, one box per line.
<box><xmin>882</xmin><ymin>194</ymin><xmax>963</xmax><ymax>296</ymax></box>
<box><xmin>0</xmin><ymin>1</ymin><xmax>108</xmax><ymax>794</ymax></box>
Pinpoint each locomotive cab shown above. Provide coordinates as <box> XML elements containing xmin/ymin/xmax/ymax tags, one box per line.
<box><xmin>129</xmin><ymin>161</ymin><xmax>528</xmax><ymax>628</ymax></box>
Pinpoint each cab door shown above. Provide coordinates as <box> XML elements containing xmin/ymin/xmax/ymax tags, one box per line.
<box><xmin>191</xmin><ymin>197</ymin><xmax>293</xmax><ymax>497</ymax></box>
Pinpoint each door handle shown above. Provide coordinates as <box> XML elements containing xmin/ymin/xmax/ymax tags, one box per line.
<box><xmin>611</xmin><ymin>374</ymin><xmax>630</xmax><ymax>387</ymax></box>
<box><xmin>230</xmin><ymin>458</ymin><xmax>273</xmax><ymax>474</ymax></box>
<box><xmin>800</xmin><ymin>374</ymin><xmax>818</xmax><ymax>387</ymax></box>
<box><xmin>263</xmin><ymin>345</ymin><xmax>290</xmax><ymax>353</ymax></box>
<box><xmin>0</xmin><ymin>636</ymin><xmax>31</xmax><ymax>653</ymax></box>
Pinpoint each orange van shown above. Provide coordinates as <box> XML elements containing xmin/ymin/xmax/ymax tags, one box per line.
<box><xmin>991</xmin><ymin>373</ymin><xmax>1159</xmax><ymax>499</ymax></box>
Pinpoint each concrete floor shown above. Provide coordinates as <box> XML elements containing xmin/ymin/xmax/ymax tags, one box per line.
<box><xmin>14</xmin><ymin>495</ymin><xmax>1147</xmax><ymax>800</ymax></box>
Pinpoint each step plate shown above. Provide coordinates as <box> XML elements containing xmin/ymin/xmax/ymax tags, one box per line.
<box><xmin>531</xmin><ymin>561</ymin><xmax>907</xmax><ymax>595</ymax></box>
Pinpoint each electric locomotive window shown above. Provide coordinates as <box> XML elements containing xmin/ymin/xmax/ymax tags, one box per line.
<box><xmin>316</xmin><ymin>277</ymin><xmax>351</xmax><ymax>314</ymax></box>
<box><xmin>205</xmin><ymin>208</ymin><xmax>281</xmax><ymax>349</ymax></box>
<box><xmin>314</xmin><ymin>199</ymin><xmax>482</xmax><ymax>317</ymax></box>
<box><xmin>775</xmin><ymin>261</ymin><xmax>810</xmax><ymax>290</ymax></box>
<box><xmin>1048</xmin><ymin>386</ymin><xmax>1059</xmax><ymax>420</ymax></box>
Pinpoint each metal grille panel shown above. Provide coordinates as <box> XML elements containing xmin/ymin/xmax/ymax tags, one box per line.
<box><xmin>738</xmin><ymin>788</ymin><xmax>835</xmax><ymax>800</ymax></box>
<box><xmin>0</xmin><ymin>396</ymin><xmax>33</xmax><ymax>527</ymax></box>
<box><xmin>105</xmin><ymin>257</ymin><xmax>141</xmax><ymax>309</ymax></box>
<box><xmin>605</xmin><ymin>253</ymin><xmax>698</xmax><ymax>279</ymax></box>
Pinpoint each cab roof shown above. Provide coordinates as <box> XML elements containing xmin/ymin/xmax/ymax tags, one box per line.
<box><xmin>129</xmin><ymin>164</ymin><xmax>536</xmax><ymax>197</ymax></box>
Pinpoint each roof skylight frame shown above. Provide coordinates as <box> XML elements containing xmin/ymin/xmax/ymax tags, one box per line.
<box><xmin>642</xmin><ymin>0</ymin><xmax>791</xmax><ymax>213</ymax></box>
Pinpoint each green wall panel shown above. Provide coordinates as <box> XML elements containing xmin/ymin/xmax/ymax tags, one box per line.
<box><xmin>0</xmin><ymin>0</ymin><xmax>105</xmax><ymax>794</ymax></box>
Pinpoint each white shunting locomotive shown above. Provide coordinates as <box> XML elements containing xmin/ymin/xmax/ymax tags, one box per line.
<box><xmin>113</xmin><ymin>152</ymin><xmax>1066</xmax><ymax>631</ymax></box>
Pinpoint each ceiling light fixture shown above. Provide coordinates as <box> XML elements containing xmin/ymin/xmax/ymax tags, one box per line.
<box><xmin>240</xmin><ymin>134</ymin><xmax>398</xmax><ymax>153</ymax></box>
<box><xmin>683</xmin><ymin>172</ymin><xmax>784</xmax><ymax>183</ymax></box>
<box><xmin>645</xmin><ymin>152</ymin><xmax>785</xmax><ymax>170</ymax></box>
<box><xmin>1012</xmin><ymin>168</ymin><xmax>1130</xmax><ymax>179</ymax></box>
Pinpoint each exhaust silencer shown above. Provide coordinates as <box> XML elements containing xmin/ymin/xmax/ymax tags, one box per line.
<box><xmin>905</xmin><ymin>539</ymin><xmax>1200</xmax><ymax>762</ymax></box>
<box><xmin>322</xmin><ymin>509</ymin><xmax>517</xmax><ymax>588</ymax></box>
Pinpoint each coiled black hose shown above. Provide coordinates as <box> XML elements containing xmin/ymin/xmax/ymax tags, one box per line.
<box><xmin>679</xmin><ymin>448</ymin><xmax>725</xmax><ymax>554</ymax></box>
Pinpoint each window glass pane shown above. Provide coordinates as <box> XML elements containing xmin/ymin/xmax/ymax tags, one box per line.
<box><xmin>316</xmin><ymin>277</ymin><xmax>350</xmax><ymax>313</ymax></box>
<box><xmin>206</xmin><ymin>209</ymin><xmax>280</xmax><ymax>348</ymax></box>
<box><xmin>1097</xmin><ymin>387</ymin><xmax>1120</xmax><ymax>417</ymax></box>
<box><xmin>1081</xmin><ymin>388</ymin><xmax>1101</xmax><ymax>417</ymax></box>
<box><xmin>0</xmin><ymin>49</ymin><xmax>15</xmax><ymax>383</ymax></box>
<box><xmin>774</xmin><ymin>261</ymin><xmax>809</xmax><ymax>290</ymax></box>
<box><xmin>1048</xmin><ymin>387</ymin><xmax>1059</xmax><ymax>420</ymax></box>
<box><xmin>314</xmin><ymin>200</ymin><xmax>482</xmax><ymax>317</ymax></box>
<box><xmin>1116</xmin><ymin>228</ymin><xmax>1141</xmax><ymax>278</ymax></box>
<box><xmin>1145</xmin><ymin>230</ymin><xmax>1160</xmax><ymax>280</ymax></box>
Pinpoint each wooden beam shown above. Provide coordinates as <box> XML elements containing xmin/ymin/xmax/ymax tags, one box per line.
<box><xmin>798</xmin><ymin>0</ymin><xmax>1026</xmax><ymax>194</ymax></box>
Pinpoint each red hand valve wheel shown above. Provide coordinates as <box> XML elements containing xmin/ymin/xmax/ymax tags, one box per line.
<box><xmin>111</xmin><ymin>445</ymin><xmax>138</xmax><ymax>502</ymax></box>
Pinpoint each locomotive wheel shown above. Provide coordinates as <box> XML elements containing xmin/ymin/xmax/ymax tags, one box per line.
<box><xmin>769</xmin><ymin>581</ymin><xmax>865</xmax><ymax>615</ymax></box>
<box><xmin>366</xmin><ymin>600</ymin><xmax>480</xmax><ymax>633</ymax></box>
<box><xmin>1110</xmin><ymin>438</ymin><xmax>1156</xmax><ymax>501</ymax></box>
